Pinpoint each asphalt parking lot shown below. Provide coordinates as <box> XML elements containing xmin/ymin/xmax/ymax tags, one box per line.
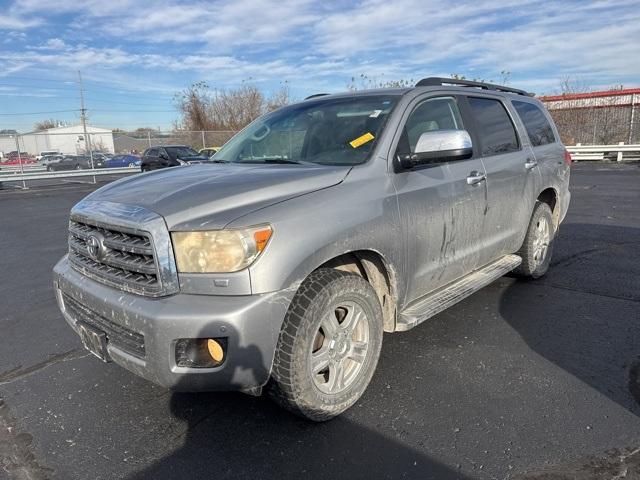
<box><xmin>1</xmin><ymin>162</ymin><xmax>639</xmax><ymax>480</ymax></box>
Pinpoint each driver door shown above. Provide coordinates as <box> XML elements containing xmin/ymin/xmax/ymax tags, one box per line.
<box><xmin>392</xmin><ymin>95</ymin><xmax>488</xmax><ymax>304</ymax></box>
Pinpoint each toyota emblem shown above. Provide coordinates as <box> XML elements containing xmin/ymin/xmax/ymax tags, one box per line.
<box><xmin>86</xmin><ymin>234</ymin><xmax>105</xmax><ymax>261</ymax></box>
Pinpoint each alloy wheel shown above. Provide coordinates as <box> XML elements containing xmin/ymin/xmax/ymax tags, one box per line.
<box><xmin>309</xmin><ymin>300</ymin><xmax>370</xmax><ymax>394</ymax></box>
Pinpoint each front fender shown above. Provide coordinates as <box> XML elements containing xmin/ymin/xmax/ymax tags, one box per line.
<box><xmin>232</xmin><ymin>172</ymin><xmax>405</xmax><ymax>301</ymax></box>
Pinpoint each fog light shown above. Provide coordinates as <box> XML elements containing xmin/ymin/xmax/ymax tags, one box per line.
<box><xmin>206</xmin><ymin>339</ymin><xmax>224</xmax><ymax>363</ymax></box>
<box><xmin>175</xmin><ymin>338</ymin><xmax>227</xmax><ymax>368</ymax></box>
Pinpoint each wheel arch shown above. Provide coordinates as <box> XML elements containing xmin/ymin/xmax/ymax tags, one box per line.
<box><xmin>537</xmin><ymin>187</ymin><xmax>560</xmax><ymax>229</ymax></box>
<box><xmin>317</xmin><ymin>250</ymin><xmax>398</xmax><ymax>333</ymax></box>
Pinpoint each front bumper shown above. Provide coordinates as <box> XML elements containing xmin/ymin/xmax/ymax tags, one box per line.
<box><xmin>53</xmin><ymin>256</ymin><xmax>293</xmax><ymax>391</ymax></box>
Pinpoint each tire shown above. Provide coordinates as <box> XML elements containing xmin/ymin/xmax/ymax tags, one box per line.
<box><xmin>46</xmin><ymin>165</ymin><xmax>52</xmax><ymax>172</ymax></box>
<box><xmin>269</xmin><ymin>268</ymin><xmax>384</xmax><ymax>421</ymax></box>
<box><xmin>128</xmin><ymin>163</ymin><xmax>135</xmax><ymax>168</ymax></box>
<box><xmin>513</xmin><ymin>201</ymin><xmax>554</xmax><ymax>278</ymax></box>
<box><xmin>75</xmin><ymin>164</ymin><xmax>81</xmax><ymax>170</ymax></box>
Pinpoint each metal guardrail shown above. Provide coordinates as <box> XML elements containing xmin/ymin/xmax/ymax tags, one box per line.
<box><xmin>0</xmin><ymin>166</ymin><xmax>140</xmax><ymax>183</ymax></box>
<box><xmin>0</xmin><ymin>165</ymin><xmax>46</xmax><ymax>174</ymax></box>
<box><xmin>567</xmin><ymin>143</ymin><xmax>640</xmax><ymax>161</ymax></box>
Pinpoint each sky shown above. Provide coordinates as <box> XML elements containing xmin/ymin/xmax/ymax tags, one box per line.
<box><xmin>0</xmin><ymin>0</ymin><xmax>639</xmax><ymax>132</ymax></box>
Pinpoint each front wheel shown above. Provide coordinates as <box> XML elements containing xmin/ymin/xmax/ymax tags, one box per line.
<box><xmin>269</xmin><ymin>269</ymin><xmax>384</xmax><ymax>421</ymax></box>
<box><xmin>513</xmin><ymin>201</ymin><xmax>554</xmax><ymax>278</ymax></box>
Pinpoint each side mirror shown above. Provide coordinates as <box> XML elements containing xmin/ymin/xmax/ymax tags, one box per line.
<box><xmin>399</xmin><ymin>130</ymin><xmax>473</xmax><ymax>169</ymax></box>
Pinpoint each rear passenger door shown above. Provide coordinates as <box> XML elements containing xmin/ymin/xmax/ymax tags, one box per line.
<box><xmin>464</xmin><ymin>95</ymin><xmax>539</xmax><ymax>266</ymax></box>
<box><xmin>511</xmin><ymin>99</ymin><xmax>565</xmax><ymax>192</ymax></box>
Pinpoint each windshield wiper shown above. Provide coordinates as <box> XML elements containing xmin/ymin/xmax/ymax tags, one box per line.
<box><xmin>209</xmin><ymin>158</ymin><xmax>229</xmax><ymax>163</ymax></box>
<box><xmin>264</xmin><ymin>158</ymin><xmax>305</xmax><ymax>164</ymax></box>
<box><xmin>244</xmin><ymin>157</ymin><xmax>315</xmax><ymax>165</ymax></box>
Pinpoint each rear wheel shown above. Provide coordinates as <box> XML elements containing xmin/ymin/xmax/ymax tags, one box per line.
<box><xmin>269</xmin><ymin>268</ymin><xmax>384</xmax><ymax>421</ymax></box>
<box><xmin>513</xmin><ymin>201</ymin><xmax>554</xmax><ymax>278</ymax></box>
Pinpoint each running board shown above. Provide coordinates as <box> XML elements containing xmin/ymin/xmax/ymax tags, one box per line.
<box><xmin>396</xmin><ymin>254</ymin><xmax>522</xmax><ymax>332</ymax></box>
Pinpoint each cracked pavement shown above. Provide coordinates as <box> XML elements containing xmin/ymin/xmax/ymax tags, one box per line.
<box><xmin>1</xmin><ymin>163</ymin><xmax>639</xmax><ymax>479</ymax></box>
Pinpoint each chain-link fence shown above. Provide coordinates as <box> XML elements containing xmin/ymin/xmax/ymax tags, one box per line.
<box><xmin>0</xmin><ymin>130</ymin><xmax>240</xmax><ymax>189</ymax></box>
<box><xmin>545</xmin><ymin>101</ymin><xmax>639</xmax><ymax>146</ymax></box>
<box><xmin>112</xmin><ymin>130</ymin><xmax>238</xmax><ymax>155</ymax></box>
<box><xmin>0</xmin><ymin>130</ymin><xmax>238</xmax><ymax>160</ymax></box>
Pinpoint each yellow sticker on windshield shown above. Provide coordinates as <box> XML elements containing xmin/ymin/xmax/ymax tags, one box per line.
<box><xmin>349</xmin><ymin>132</ymin><xmax>375</xmax><ymax>148</ymax></box>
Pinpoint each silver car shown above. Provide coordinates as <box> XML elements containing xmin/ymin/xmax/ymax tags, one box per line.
<box><xmin>53</xmin><ymin>78</ymin><xmax>571</xmax><ymax>421</ymax></box>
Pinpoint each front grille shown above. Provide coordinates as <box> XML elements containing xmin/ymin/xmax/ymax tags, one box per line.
<box><xmin>68</xmin><ymin>218</ymin><xmax>162</xmax><ymax>296</ymax></box>
<box><xmin>63</xmin><ymin>293</ymin><xmax>145</xmax><ymax>359</ymax></box>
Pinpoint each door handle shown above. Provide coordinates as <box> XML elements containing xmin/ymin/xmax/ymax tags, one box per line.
<box><xmin>466</xmin><ymin>171</ymin><xmax>486</xmax><ymax>185</ymax></box>
<box><xmin>525</xmin><ymin>159</ymin><xmax>538</xmax><ymax>170</ymax></box>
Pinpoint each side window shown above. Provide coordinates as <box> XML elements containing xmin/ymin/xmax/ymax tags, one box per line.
<box><xmin>467</xmin><ymin>97</ymin><xmax>519</xmax><ymax>156</ymax></box>
<box><xmin>512</xmin><ymin>100</ymin><xmax>556</xmax><ymax>146</ymax></box>
<box><xmin>146</xmin><ymin>148</ymin><xmax>157</xmax><ymax>157</ymax></box>
<box><xmin>397</xmin><ymin>97</ymin><xmax>464</xmax><ymax>155</ymax></box>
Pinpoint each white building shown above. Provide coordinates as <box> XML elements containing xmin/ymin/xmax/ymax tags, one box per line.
<box><xmin>0</xmin><ymin>125</ymin><xmax>115</xmax><ymax>157</ymax></box>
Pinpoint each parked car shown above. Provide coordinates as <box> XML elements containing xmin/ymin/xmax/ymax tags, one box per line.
<box><xmin>46</xmin><ymin>154</ymin><xmax>105</xmax><ymax>171</ymax></box>
<box><xmin>91</xmin><ymin>152</ymin><xmax>113</xmax><ymax>160</ymax></box>
<box><xmin>199</xmin><ymin>147</ymin><xmax>219</xmax><ymax>158</ymax></box>
<box><xmin>141</xmin><ymin>145</ymin><xmax>209</xmax><ymax>171</ymax></box>
<box><xmin>40</xmin><ymin>154</ymin><xmax>64</xmax><ymax>166</ymax></box>
<box><xmin>6</xmin><ymin>151</ymin><xmax>20</xmax><ymax>160</ymax></box>
<box><xmin>54</xmin><ymin>77</ymin><xmax>571</xmax><ymax>421</ymax></box>
<box><xmin>105</xmin><ymin>154</ymin><xmax>141</xmax><ymax>168</ymax></box>
<box><xmin>36</xmin><ymin>150</ymin><xmax>60</xmax><ymax>161</ymax></box>
<box><xmin>1</xmin><ymin>157</ymin><xmax>37</xmax><ymax>166</ymax></box>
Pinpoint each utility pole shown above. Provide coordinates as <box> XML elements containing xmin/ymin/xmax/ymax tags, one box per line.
<box><xmin>78</xmin><ymin>71</ymin><xmax>95</xmax><ymax>179</ymax></box>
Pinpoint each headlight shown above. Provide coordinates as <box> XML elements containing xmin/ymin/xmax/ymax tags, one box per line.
<box><xmin>171</xmin><ymin>225</ymin><xmax>272</xmax><ymax>273</ymax></box>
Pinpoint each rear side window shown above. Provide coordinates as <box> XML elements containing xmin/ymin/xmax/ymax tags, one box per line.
<box><xmin>146</xmin><ymin>148</ymin><xmax>157</xmax><ymax>156</ymax></box>
<box><xmin>467</xmin><ymin>97</ymin><xmax>519</xmax><ymax>156</ymax></box>
<box><xmin>512</xmin><ymin>101</ymin><xmax>556</xmax><ymax>146</ymax></box>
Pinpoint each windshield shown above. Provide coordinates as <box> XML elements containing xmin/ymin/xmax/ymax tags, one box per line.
<box><xmin>212</xmin><ymin>95</ymin><xmax>399</xmax><ymax>166</ymax></box>
<box><xmin>166</xmin><ymin>146</ymin><xmax>199</xmax><ymax>158</ymax></box>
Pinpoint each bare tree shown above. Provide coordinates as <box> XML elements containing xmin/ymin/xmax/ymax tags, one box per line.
<box><xmin>34</xmin><ymin>119</ymin><xmax>65</xmax><ymax>131</ymax></box>
<box><xmin>175</xmin><ymin>81</ymin><xmax>294</xmax><ymax>135</ymax></box>
<box><xmin>449</xmin><ymin>71</ymin><xmax>511</xmax><ymax>85</ymax></box>
<box><xmin>174</xmin><ymin>81</ymin><xmax>216</xmax><ymax>132</ymax></box>
<box><xmin>347</xmin><ymin>74</ymin><xmax>414</xmax><ymax>91</ymax></box>
<box><xmin>266</xmin><ymin>81</ymin><xmax>291</xmax><ymax>111</ymax></box>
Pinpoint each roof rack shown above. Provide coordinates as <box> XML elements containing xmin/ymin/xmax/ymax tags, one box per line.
<box><xmin>415</xmin><ymin>77</ymin><xmax>533</xmax><ymax>96</ymax></box>
<box><xmin>304</xmin><ymin>93</ymin><xmax>330</xmax><ymax>100</ymax></box>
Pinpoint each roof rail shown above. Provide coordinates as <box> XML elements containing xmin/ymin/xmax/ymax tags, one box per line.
<box><xmin>304</xmin><ymin>93</ymin><xmax>330</xmax><ymax>100</ymax></box>
<box><xmin>415</xmin><ymin>77</ymin><xmax>533</xmax><ymax>96</ymax></box>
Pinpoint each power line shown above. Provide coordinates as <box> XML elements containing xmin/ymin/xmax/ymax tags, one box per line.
<box><xmin>0</xmin><ymin>82</ymin><xmax>174</xmax><ymax>99</ymax></box>
<box><xmin>0</xmin><ymin>75</ymin><xmax>78</xmax><ymax>84</ymax></box>
<box><xmin>0</xmin><ymin>82</ymin><xmax>80</xmax><ymax>91</ymax></box>
<box><xmin>0</xmin><ymin>109</ymin><xmax>79</xmax><ymax>116</ymax></box>
<box><xmin>90</xmin><ymin>109</ymin><xmax>177</xmax><ymax>113</ymax></box>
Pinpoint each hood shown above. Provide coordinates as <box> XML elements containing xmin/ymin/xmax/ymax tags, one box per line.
<box><xmin>84</xmin><ymin>163</ymin><xmax>350</xmax><ymax>229</ymax></box>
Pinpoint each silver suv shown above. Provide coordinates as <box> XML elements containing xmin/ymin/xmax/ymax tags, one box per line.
<box><xmin>53</xmin><ymin>78</ymin><xmax>571</xmax><ymax>421</ymax></box>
